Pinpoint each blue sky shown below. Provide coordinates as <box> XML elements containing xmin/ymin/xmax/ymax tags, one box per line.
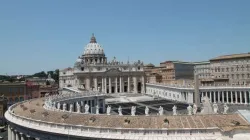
<box><xmin>0</xmin><ymin>0</ymin><xmax>250</xmax><ymax>75</ymax></box>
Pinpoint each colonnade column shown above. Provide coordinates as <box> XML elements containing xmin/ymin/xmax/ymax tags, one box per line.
<box><xmin>226</xmin><ymin>91</ymin><xmax>229</xmax><ymax>103</ymax></box>
<box><xmin>240</xmin><ymin>91</ymin><xmax>243</xmax><ymax>104</ymax></box>
<box><xmin>8</xmin><ymin>126</ymin><xmax>11</xmax><ymax>140</ymax></box>
<box><xmin>244</xmin><ymin>91</ymin><xmax>247</xmax><ymax>104</ymax></box>
<box><xmin>86</xmin><ymin>78</ymin><xmax>90</xmax><ymax>90</ymax></box>
<box><xmin>205</xmin><ymin>92</ymin><xmax>208</xmax><ymax>97</ymax></box>
<box><xmin>15</xmin><ymin>130</ymin><xmax>19</xmax><ymax>140</ymax></box>
<box><xmin>11</xmin><ymin>129</ymin><xmax>15</xmax><ymax>140</ymax></box>
<box><xmin>209</xmin><ymin>92</ymin><xmax>212</xmax><ymax>102</ymax></box>
<box><xmin>115</xmin><ymin>77</ymin><xmax>118</xmax><ymax>93</ymax></box>
<box><xmin>128</xmin><ymin>76</ymin><xmax>130</xmax><ymax>93</ymax></box>
<box><xmin>19</xmin><ymin>133</ymin><xmax>24</xmax><ymax>140</ymax></box>
<box><xmin>109</xmin><ymin>77</ymin><xmax>112</xmax><ymax>93</ymax></box>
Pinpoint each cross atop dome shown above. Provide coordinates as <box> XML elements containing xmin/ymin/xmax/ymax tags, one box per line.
<box><xmin>90</xmin><ymin>33</ymin><xmax>97</xmax><ymax>43</ymax></box>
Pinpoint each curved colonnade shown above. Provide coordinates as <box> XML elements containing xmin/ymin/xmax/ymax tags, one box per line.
<box><xmin>146</xmin><ymin>83</ymin><xmax>250</xmax><ymax>105</ymax></box>
<box><xmin>5</xmin><ymin>90</ymin><xmax>250</xmax><ymax>140</ymax></box>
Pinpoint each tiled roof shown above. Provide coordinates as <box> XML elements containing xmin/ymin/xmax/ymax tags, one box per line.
<box><xmin>210</xmin><ymin>53</ymin><xmax>250</xmax><ymax>61</ymax></box>
<box><xmin>12</xmin><ymin>98</ymin><xmax>250</xmax><ymax>131</ymax></box>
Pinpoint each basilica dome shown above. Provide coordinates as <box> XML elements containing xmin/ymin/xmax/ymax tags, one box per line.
<box><xmin>83</xmin><ymin>34</ymin><xmax>104</xmax><ymax>55</ymax></box>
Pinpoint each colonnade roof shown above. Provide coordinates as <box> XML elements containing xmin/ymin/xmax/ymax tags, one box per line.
<box><xmin>11</xmin><ymin>98</ymin><xmax>250</xmax><ymax>131</ymax></box>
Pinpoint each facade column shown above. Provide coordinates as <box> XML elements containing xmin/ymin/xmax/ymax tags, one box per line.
<box><xmin>213</xmin><ymin>91</ymin><xmax>216</xmax><ymax>103</ymax></box>
<box><xmin>109</xmin><ymin>77</ymin><xmax>112</xmax><ymax>93</ymax></box>
<box><xmin>244</xmin><ymin>91</ymin><xmax>247</xmax><ymax>104</ymax></box>
<box><xmin>26</xmin><ymin>135</ymin><xmax>31</xmax><ymax>140</ymax></box>
<box><xmin>231</xmin><ymin>91</ymin><xmax>233</xmax><ymax>104</ymax></box>
<box><xmin>115</xmin><ymin>77</ymin><xmax>118</xmax><ymax>93</ymax></box>
<box><xmin>142</xmin><ymin>76</ymin><xmax>145</xmax><ymax>94</ymax></box>
<box><xmin>104</xmin><ymin>77</ymin><xmax>107</xmax><ymax>93</ymax></box>
<box><xmin>205</xmin><ymin>92</ymin><xmax>208</xmax><ymax>97</ymax></box>
<box><xmin>86</xmin><ymin>78</ymin><xmax>90</xmax><ymax>90</ymax></box>
<box><xmin>119</xmin><ymin>76</ymin><xmax>122</xmax><ymax>93</ymax></box>
<box><xmin>101</xmin><ymin>78</ymin><xmax>104</xmax><ymax>92</ymax></box>
<box><xmin>94</xmin><ymin>77</ymin><xmax>98</xmax><ymax>91</ymax></box>
<box><xmin>226</xmin><ymin>91</ymin><xmax>229</xmax><ymax>103</ymax></box>
<box><xmin>240</xmin><ymin>91</ymin><xmax>243</xmax><ymax>104</ymax></box>
<box><xmin>235</xmin><ymin>91</ymin><xmax>238</xmax><ymax>104</ymax></box>
<box><xmin>133</xmin><ymin>77</ymin><xmax>137</xmax><ymax>93</ymax></box>
<box><xmin>11</xmin><ymin>129</ymin><xmax>15</xmax><ymax>140</ymax></box>
<box><xmin>128</xmin><ymin>76</ymin><xmax>130</xmax><ymax>93</ymax></box>
<box><xmin>209</xmin><ymin>92</ymin><xmax>212</xmax><ymax>102</ymax></box>
<box><xmin>222</xmin><ymin>91</ymin><xmax>224</xmax><ymax>103</ymax></box>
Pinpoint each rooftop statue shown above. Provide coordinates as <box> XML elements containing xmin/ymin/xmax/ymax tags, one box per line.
<box><xmin>118</xmin><ymin>106</ymin><xmax>123</xmax><ymax>116</ymax></box>
<box><xmin>84</xmin><ymin>104</ymin><xmax>89</xmax><ymax>114</ymax></box>
<box><xmin>145</xmin><ymin>106</ymin><xmax>149</xmax><ymax>116</ymax></box>
<box><xmin>223</xmin><ymin>104</ymin><xmax>229</xmax><ymax>114</ymax></box>
<box><xmin>159</xmin><ymin>106</ymin><xmax>164</xmax><ymax>116</ymax></box>
<box><xmin>57</xmin><ymin>103</ymin><xmax>61</xmax><ymax>110</ymax></box>
<box><xmin>69</xmin><ymin>104</ymin><xmax>73</xmax><ymax>112</ymax></box>
<box><xmin>96</xmin><ymin>105</ymin><xmax>99</xmax><ymax>115</ymax></box>
<box><xmin>131</xmin><ymin>106</ymin><xmax>136</xmax><ymax>116</ymax></box>
<box><xmin>187</xmin><ymin>105</ymin><xmax>192</xmax><ymax>115</ymax></box>
<box><xmin>200</xmin><ymin>96</ymin><xmax>214</xmax><ymax>114</ymax></box>
<box><xmin>193</xmin><ymin>104</ymin><xmax>198</xmax><ymax>115</ymax></box>
<box><xmin>63</xmin><ymin>103</ymin><xmax>66</xmax><ymax>112</ymax></box>
<box><xmin>107</xmin><ymin>105</ymin><xmax>111</xmax><ymax>115</ymax></box>
<box><xmin>172</xmin><ymin>105</ymin><xmax>177</xmax><ymax>115</ymax></box>
<box><xmin>213</xmin><ymin>103</ymin><xmax>218</xmax><ymax>114</ymax></box>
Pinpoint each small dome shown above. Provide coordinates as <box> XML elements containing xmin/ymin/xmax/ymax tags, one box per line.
<box><xmin>83</xmin><ymin>34</ymin><xmax>104</xmax><ymax>55</ymax></box>
<box><xmin>76</xmin><ymin>58</ymin><xmax>82</xmax><ymax>63</ymax></box>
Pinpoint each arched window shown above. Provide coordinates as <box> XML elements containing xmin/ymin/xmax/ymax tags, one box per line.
<box><xmin>15</xmin><ymin>97</ymin><xmax>19</xmax><ymax>103</ymax></box>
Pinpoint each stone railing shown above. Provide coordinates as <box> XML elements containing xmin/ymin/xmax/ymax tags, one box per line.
<box><xmin>5</xmin><ymin>101</ymin><xmax>222</xmax><ymax>139</ymax></box>
<box><xmin>44</xmin><ymin>91</ymin><xmax>106</xmax><ymax>110</ymax></box>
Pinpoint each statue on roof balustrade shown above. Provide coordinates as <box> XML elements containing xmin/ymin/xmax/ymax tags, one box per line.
<box><xmin>69</xmin><ymin>104</ymin><xmax>73</xmax><ymax>112</ymax></box>
<box><xmin>223</xmin><ymin>104</ymin><xmax>229</xmax><ymax>114</ymax></box>
<box><xmin>213</xmin><ymin>103</ymin><xmax>218</xmax><ymax>114</ymax></box>
<box><xmin>96</xmin><ymin>105</ymin><xmax>99</xmax><ymax>115</ymax></box>
<box><xmin>193</xmin><ymin>104</ymin><xmax>197</xmax><ymax>115</ymax></box>
<box><xmin>145</xmin><ymin>106</ymin><xmax>149</xmax><ymax>116</ymax></box>
<box><xmin>57</xmin><ymin>103</ymin><xmax>61</xmax><ymax>110</ymax></box>
<box><xmin>84</xmin><ymin>104</ymin><xmax>89</xmax><ymax>114</ymax></box>
<box><xmin>172</xmin><ymin>105</ymin><xmax>177</xmax><ymax>115</ymax></box>
<box><xmin>131</xmin><ymin>106</ymin><xmax>136</xmax><ymax>116</ymax></box>
<box><xmin>63</xmin><ymin>103</ymin><xmax>66</xmax><ymax>112</ymax></box>
<box><xmin>107</xmin><ymin>105</ymin><xmax>111</xmax><ymax>115</ymax></box>
<box><xmin>187</xmin><ymin>104</ymin><xmax>192</xmax><ymax>115</ymax></box>
<box><xmin>159</xmin><ymin>106</ymin><xmax>164</xmax><ymax>116</ymax></box>
<box><xmin>118</xmin><ymin>106</ymin><xmax>123</xmax><ymax>116</ymax></box>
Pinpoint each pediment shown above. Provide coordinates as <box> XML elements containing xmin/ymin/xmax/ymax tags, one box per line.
<box><xmin>105</xmin><ymin>68</ymin><xmax>122</xmax><ymax>74</ymax></box>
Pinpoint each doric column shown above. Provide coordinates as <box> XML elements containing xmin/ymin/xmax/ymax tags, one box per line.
<box><xmin>15</xmin><ymin>130</ymin><xmax>20</xmax><ymax>140</ymax></box>
<box><xmin>94</xmin><ymin>77</ymin><xmax>98</xmax><ymax>91</ymax></box>
<box><xmin>101</xmin><ymin>78</ymin><xmax>104</xmax><ymax>92</ymax></box>
<box><xmin>104</xmin><ymin>77</ymin><xmax>107</xmax><ymax>93</ymax></box>
<box><xmin>11</xmin><ymin>129</ymin><xmax>15</xmax><ymax>140</ymax></box>
<box><xmin>235</xmin><ymin>91</ymin><xmax>238</xmax><ymax>104</ymax></box>
<box><xmin>244</xmin><ymin>91</ymin><xmax>247</xmax><ymax>104</ymax></box>
<box><xmin>128</xmin><ymin>76</ymin><xmax>130</xmax><ymax>93</ymax></box>
<box><xmin>213</xmin><ymin>91</ymin><xmax>216</xmax><ymax>103</ymax></box>
<box><xmin>19</xmin><ymin>133</ymin><xmax>24</xmax><ymax>140</ymax></box>
<box><xmin>115</xmin><ymin>77</ymin><xmax>118</xmax><ymax>93</ymax></box>
<box><xmin>8</xmin><ymin>126</ymin><xmax>11</xmax><ymax>140</ymax></box>
<box><xmin>222</xmin><ymin>91</ymin><xmax>224</xmax><ymax>103</ymax></box>
<box><xmin>133</xmin><ymin>77</ymin><xmax>137</xmax><ymax>93</ymax></box>
<box><xmin>240</xmin><ymin>91</ymin><xmax>243</xmax><ymax>104</ymax></box>
<box><xmin>109</xmin><ymin>77</ymin><xmax>112</xmax><ymax>93</ymax></box>
<box><xmin>227</xmin><ymin>91</ymin><xmax>229</xmax><ymax>103</ymax></box>
<box><xmin>231</xmin><ymin>91</ymin><xmax>233</xmax><ymax>104</ymax></box>
<box><xmin>26</xmin><ymin>135</ymin><xmax>31</xmax><ymax>140</ymax></box>
<box><xmin>119</xmin><ymin>76</ymin><xmax>122</xmax><ymax>93</ymax></box>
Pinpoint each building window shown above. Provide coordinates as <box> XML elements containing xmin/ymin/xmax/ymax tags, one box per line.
<box><xmin>64</xmin><ymin>80</ymin><xmax>66</xmax><ymax>83</ymax></box>
<box><xmin>236</xmin><ymin>74</ymin><xmax>239</xmax><ymax>79</ymax></box>
<box><xmin>226</xmin><ymin>67</ymin><xmax>229</xmax><ymax>72</ymax></box>
<box><xmin>231</xmin><ymin>67</ymin><xmax>234</xmax><ymax>72</ymax></box>
<box><xmin>81</xmin><ymin>67</ymin><xmax>84</xmax><ymax>71</ymax></box>
<box><xmin>138</xmin><ymin>67</ymin><xmax>140</xmax><ymax>70</ymax></box>
<box><xmin>231</xmin><ymin>74</ymin><xmax>234</xmax><ymax>79</ymax></box>
<box><xmin>242</xmin><ymin>74</ymin><xmax>245</xmax><ymax>79</ymax></box>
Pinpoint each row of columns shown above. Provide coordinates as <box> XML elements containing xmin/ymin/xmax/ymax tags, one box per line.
<box><xmin>8</xmin><ymin>126</ymin><xmax>39</xmax><ymax>140</ymax></box>
<box><xmin>85</xmin><ymin>76</ymin><xmax>145</xmax><ymax>94</ymax></box>
<box><xmin>201</xmin><ymin>91</ymin><xmax>250</xmax><ymax>104</ymax></box>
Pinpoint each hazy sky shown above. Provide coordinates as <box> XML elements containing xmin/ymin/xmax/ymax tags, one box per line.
<box><xmin>0</xmin><ymin>0</ymin><xmax>250</xmax><ymax>75</ymax></box>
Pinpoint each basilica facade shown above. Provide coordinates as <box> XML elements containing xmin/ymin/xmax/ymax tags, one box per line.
<box><xmin>59</xmin><ymin>34</ymin><xmax>145</xmax><ymax>93</ymax></box>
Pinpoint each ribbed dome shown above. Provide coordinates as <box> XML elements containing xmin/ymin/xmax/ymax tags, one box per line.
<box><xmin>83</xmin><ymin>34</ymin><xmax>104</xmax><ymax>55</ymax></box>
